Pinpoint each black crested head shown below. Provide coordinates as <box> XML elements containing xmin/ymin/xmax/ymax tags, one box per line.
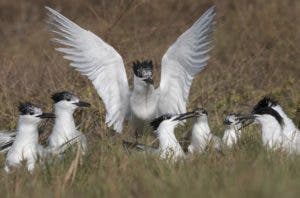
<box><xmin>252</xmin><ymin>96</ymin><xmax>278</xmax><ymax>113</ymax></box>
<box><xmin>132</xmin><ymin>60</ymin><xmax>153</xmax><ymax>78</ymax></box>
<box><xmin>150</xmin><ymin>114</ymin><xmax>172</xmax><ymax>131</ymax></box>
<box><xmin>51</xmin><ymin>91</ymin><xmax>74</xmax><ymax>103</ymax></box>
<box><xmin>253</xmin><ymin>107</ymin><xmax>283</xmax><ymax>126</ymax></box>
<box><xmin>18</xmin><ymin>102</ymin><xmax>38</xmax><ymax>115</ymax></box>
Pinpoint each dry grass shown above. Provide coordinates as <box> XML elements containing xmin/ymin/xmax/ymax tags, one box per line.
<box><xmin>0</xmin><ymin>0</ymin><xmax>299</xmax><ymax>197</ymax></box>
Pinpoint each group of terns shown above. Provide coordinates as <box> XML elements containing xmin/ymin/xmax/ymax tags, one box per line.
<box><xmin>0</xmin><ymin>91</ymin><xmax>90</xmax><ymax>172</ymax></box>
<box><xmin>0</xmin><ymin>6</ymin><xmax>299</xmax><ymax>172</ymax></box>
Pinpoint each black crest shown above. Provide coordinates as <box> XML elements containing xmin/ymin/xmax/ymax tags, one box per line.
<box><xmin>18</xmin><ymin>102</ymin><xmax>37</xmax><ymax>115</ymax></box>
<box><xmin>150</xmin><ymin>114</ymin><xmax>172</xmax><ymax>131</ymax></box>
<box><xmin>132</xmin><ymin>60</ymin><xmax>153</xmax><ymax>78</ymax></box>
<box><xmin>253</xmin><ymin>107</ymin><xmax>283</xmax><ymax>126</ymax></box>
<box><xmin>252</xmin><ymin>96</ymin><xmax>278</xmax><ymax>113</ymax></box>
<box><xmin>51</xmin><ymin>91</ymin><xmax>74</xmax><ymax>103</ymax></box>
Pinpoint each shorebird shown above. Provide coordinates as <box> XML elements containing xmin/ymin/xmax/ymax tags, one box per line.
<box><xmin>48</xmin><ymin>91</ymin><xmax>90</xmax><ymax>154</ymax></box>
<box><xmin>4</xmin><ymin>102</ymin><xmax>55</xmax><ymax>173</ymax></box>
<box><xmin>0</xmin><ymin>92</ymin><xmax>91</xmax><ymax>156</ymax></box>
<box><xmin>46</xmin><ymin>6</ymin><xmax>216</xmax><ymax>133</ymax></box>
<box><xmin>246</xmin><ymin>97</ymin><xmax>300</xmax><ymax>153</ymax></box>
<box><xmin>187</xmin><ymin>108</ymin><xmax>222</xmax><ymax>154</ymax></box>
<box><xmin>123</xmin><ymin>111</ymin><xmax>197</xmax><ymax>160</ymax></box>
<box><xmin>222</xmin><ymin>113</ymin><xmax>252</xmax><ymax>148</ymax></box>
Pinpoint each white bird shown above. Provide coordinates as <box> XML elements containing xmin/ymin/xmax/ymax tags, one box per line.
<box><xmin>46</xmin><ymin>6</ymin><xmax>216</xmax><ymax>133</ymax></box>
<box><xmin>222</xmin><ymin>113</ymin><xmax>251</xmax><ymax>148</ymax></box>
<box><xmin>48</xmin><ymin>91</ymin><xmax>90</xmax><ymax>154</ymax></box>
<box><xmin>248</xmin><ymin>97</ymin><xmax>300</xmax><ymax>153</ymax></box>
<box><xmin>0</xmin><ymin>91</ymin><xmax>90</xmax><ymax>156</ymax></box>
<box><xmin>187</xmin><ymin>108</ymin><xmax>222</xmax><ymax>154</ymax></box>
<box><xmin>123</xmin><ymin>111</ymin><xmax>197</xmax><ymax>161</ymax></box>
<box><xmin>4</xmin><ymin>102</ymin><xmax>55</xmax><ymax>173</ymax></box>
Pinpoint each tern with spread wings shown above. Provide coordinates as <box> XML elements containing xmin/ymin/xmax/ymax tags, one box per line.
<box><xmin>46</xmin><ymin>6</ymin><xmax>216</xmax><ymax>133</ymax></box>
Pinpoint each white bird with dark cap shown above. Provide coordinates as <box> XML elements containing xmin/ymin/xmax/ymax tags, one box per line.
<box><xmin>222</xmin><ymin>113</ymin><xmax>252</xmax><ymax>148</ymax></box>
<box><xmin>187</xmin><ymin>108</ymin><xmax>222</xmax><ymax>154</ymax></box>
<box><xmin>0</xmin><ymin>91</ymin><xmax>91</xmax><ymax>156</ymax></box>
<box><xmin>4</xmin><ymin>102</ymin><xmax>55</xmax><ymax>173</ymax></box>
<box><xmin>49</xmin><ymin>91</ymin><xmax>91</xmax><ymax>154</ymax></box>
<box><xmin>123</xmin><ymin>111</ymin><xmax>197</xmax><ymax>160</ymax></box>
<box><xmin>243</xmin><ymin>97</ymin><xmax>300</xmax><ymax>153</ymax></box>
<box><xmin>46</xmin><ymin>6</ymin><xmax>216</xmax><ymax>133</ymax></box>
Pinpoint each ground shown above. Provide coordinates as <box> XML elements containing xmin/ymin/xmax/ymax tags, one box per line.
<box><xmin>0</xmin><ymin>0</ymin><xmax>299</xmax><ymax>197</ymax></box>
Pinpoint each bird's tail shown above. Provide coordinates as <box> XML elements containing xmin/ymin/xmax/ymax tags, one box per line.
<box><xmin>0</xmin><ymin>131</ymin><xmax>16</xmax><ymax>153</ymax></box>
<box><xmin>44</xmin><ymin>134</ymin><xmax>84</xmax><ymax>156</ymax></box>
<box><xmin>122</xmin><ymin>140</ymin><xmax>156</xmax><ymax>152</ymax></box>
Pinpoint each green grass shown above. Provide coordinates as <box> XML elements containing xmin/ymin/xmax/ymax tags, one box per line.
<box><xmin>0</xmin><ymin>0</ymin><xmax>299</xmax><ymax>197</ymax></box>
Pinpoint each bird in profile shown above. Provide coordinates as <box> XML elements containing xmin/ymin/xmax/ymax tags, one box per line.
<box><xmin>46</xmin><ymin>6</ymin><xmax>216</xmax><ymax>133</ymax></box>
<box><xmin>123</xmin><ymin>111</ymin><xmax>197</xmax><ymax>161</ymax></box>
<box><xmin>222</xmin><ymin>113</ymin><xmax>252</xmax><ymax>148</ymax></box>
<box><xmin>4</xmin><ymin>102</ymin><xmax>55</xmax><ymax>173</ymax></box>
<box><xmin>243</xmin><ymin>97</ymin><xmax>300</xmax><ymax>153</ymax></box>
<box><xmin>0</xmin><ymin>91</ymin><xmax>91</xmax><ymax>157</ymax></box>
<box><xmin>187</xmin><ymin>108</ymin><xmax>222</xmax><ymax>154</ymax></box>
<box><xmin>48</xmin><ymin>91</ymin><xmax>91</xmax><ymax>154</ymax></box>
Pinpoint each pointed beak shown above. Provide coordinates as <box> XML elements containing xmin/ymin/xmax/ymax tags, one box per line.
<box><xmin>223</xmin><ymin>119</ymin><xmax>232</xmax><ymax>125</ymax></box>
<box><xmin>143</xmin><ymin>77</ymin><xmax>154</xmax><ymax>85</ymax></box>
<box><xmin>237</xmin><ymin>115</ymin><xmax>255</xmax><ymax>127</ymax></box>
<box><xmin>36</xmin><ymin>113</ymin><xmax>56</xmax><ymax>119</ymax></box>
<box><xmin>73</xmin><ymin>101</ymin><xmax>91</xmax><ymax>107</ymax></box>
<box><xmin>174</xmin><ymin>111</ymin><xmax>196</xmax><ymax>121</ymax></box>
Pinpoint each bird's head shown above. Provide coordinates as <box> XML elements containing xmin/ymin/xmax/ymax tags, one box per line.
<box><xmin>252</xmin><ymin>96</ymin><xmax>278</xmax><ymax>114</ymax></box>
<box><xmin>150</xmin><ymin>111</ymin><xmax>196</xmax><ymax>131</ymax></box>
<box><xmin>251</xmin><ymin>107</ymin><xmax>284</xmax><ymax>128</ymax></box>
<box><xmin>132</xmin><ymin>60</ymin><xmax>154</xmax><ymax>86</ymax></box>
<box><xmin>51</xmin><ymin>91</ymin><xmax>91</xmax><ymax>112</ymax></box>
<box><xmin>18</xmin><ymin>102</ymin><xmax>55</xmax><ymax>124</ymax></box>
<box><xmin>223</xmin><ymin>113</ymin><xmax>254</xmax><ymax>129</ymax></box>
<box><xmin>193</xmin><ymin>108</ymin><xmax>208</xmax><ymax>121</ymax></box>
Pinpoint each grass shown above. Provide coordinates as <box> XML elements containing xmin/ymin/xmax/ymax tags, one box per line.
<box><xmin>0</xmin><ymin>0</ymin><xmax>300</xmax><ymax>197</ymax></box>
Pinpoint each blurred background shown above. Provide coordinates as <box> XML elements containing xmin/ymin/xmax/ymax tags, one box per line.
<box><xmin>0</xmin><ymin>0</ymin><xmax>299</xmax><ymax>197</ymax></box>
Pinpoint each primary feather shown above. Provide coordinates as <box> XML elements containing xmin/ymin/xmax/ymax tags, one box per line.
<box><xmin>46</xmin><ymin>7</ymin><xmax>130</xmax><ymax>133</ymax></box>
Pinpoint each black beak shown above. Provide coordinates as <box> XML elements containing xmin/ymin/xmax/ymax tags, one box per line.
<box><xmin>73</xmin><ymin>101</ymin><xmax>91</xmax><ymax>107</ymax></box>
<box><xmin>174</xmin><ymin>111</ymin><xmax>196</xmax><ymax>121</ymax></box>
<box><xmin>36</xmin><ymin>113</ymin><xmax>55</xmax><ymax>119</ymax></box>
<box><xmin>237</xmin><ymin>115</ymin><xmax>255</xmax><ymax>127</ymax></box>
<box><xmin>223</xmin><ymin>119</ymin><xmax>232</xmax><ymax>125</ymax></box>
<box><xmin>143</xmin><ymin>78</ymin><xmax>154</xmax><ymax>85</ymax></box>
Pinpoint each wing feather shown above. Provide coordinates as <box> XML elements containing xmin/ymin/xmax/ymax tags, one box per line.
<box><xmin>158</xmin><ymin>6</ymin><xmax>216</xmax><ymax>114</ymax></box>
<box><xmin>46</xmin><ymin>7</ymin><xmax>130</xmax><ymax>133</ymax></box>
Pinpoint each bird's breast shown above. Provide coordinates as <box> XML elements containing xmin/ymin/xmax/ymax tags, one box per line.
<box><xmin>130</xmin><ymin>93</ymin><xmax>158</xmax><ymax>121</ymax></box>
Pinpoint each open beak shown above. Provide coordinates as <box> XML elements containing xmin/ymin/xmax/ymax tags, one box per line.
<box><xmin>223</xmin><ymin>119</ymin><xmax>232</xmax><ymax>125</ymax></box>
<box><xmin>36</xmin><ymin>113</ymin><xmax>55</xmax><ymax>119</ymax></box>
<box><xmin>174</xmin><ymin>111</ymin><xmax>196</xmax><ymax>121</ymax></box>
<box><xmin>143</xmin><ymin>77</ymin><xmax>154</xmax><ymax>85</ymax></box>
<box><xmin>73</xmin><ymin>101</ymin><xmax>91</xmax><ymax>107</ymax></box>
<box><xmin>237</xmin><ymin>115</ymin><xmax>255</xmax><ymax>128</ymax></box>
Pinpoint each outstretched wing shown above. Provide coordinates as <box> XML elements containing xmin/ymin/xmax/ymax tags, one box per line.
<box><xmin>46</xmin><ymin>7</ymin><xmax>130</xmax><ymax>133</ymax></box>
<box><xmin>158</xmin><ymin>6</ymin><xmax>215</xmax><ymax>115</ymax></box>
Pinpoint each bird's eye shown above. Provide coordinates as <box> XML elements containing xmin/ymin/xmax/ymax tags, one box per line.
<box><xmin>29</xmin><ymin>112</ymin><xmax>34</xmax><ymax>115</ymax></box>
<box><xmin>66</xmin><ymin>98</ymin><xmax>71</xmax><ymax>101</ymax></box>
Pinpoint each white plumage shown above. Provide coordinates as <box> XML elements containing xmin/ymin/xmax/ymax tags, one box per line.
<box><xmin>188</xmin><ymin>108</ymin><xmax>222</xmax><ymax>154</ymax></box>
<box><xmin>46</xmin><ymin>6</ymin><xmax>215</xmax><ymax>133</ymax></box>
<box><xmin>4</xmin><ymin>103</ymin><xmax>55</xmax><ymax>173</ymax></box>
<box><xmin>249</xmin><ymin>97</ymin><xmax>300</xmax><ymax>153</ymax></box>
